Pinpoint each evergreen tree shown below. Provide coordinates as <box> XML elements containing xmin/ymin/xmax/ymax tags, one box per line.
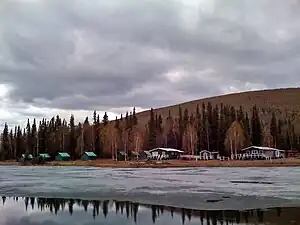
<box><xmin>242</xmin><ymin>112</ymin><xmax>250</xmax><ymax>146</ymax></box>
<box><xmin>1</xmin><ymin>123</ymin><xmax>9</xmax><ymax>160</ymax></box>
<box><xmin>237</xmin><ymin>106</ymin><xmax>244</xmax><ymax>122</ymax></box>
<box><xmin>26</xmin><ymin>119</ymin><xmax>31</xmax><ymax>154</ymax></box>
<box><xmin>93</xmin><ymin>111</ymin><xmax>101</xmax><ymax>156</ymax></box>
<box><xmin>178</xmin><ymin>106</ymin><xmax>184</xmax><ymax>149</ymax></box>
<box><xmin>251</xmin><ymin>105</ymin><xmax>262</xmax><ymax>146</ymax></box>
<box><xmin>183</xmin><ymin>108</ymin><xmax>189</xmax><ymax>130</ymax></box>
<box><xmin>270</xmin><ymin>112</ymin><xmax>277</xmax><ymax>147</ymax></box>
<box><xmin>69</xmin><ymin>115</ymin><xmax>76</xmax><ymax>160</ymax></box>
<box><xmin>218</xmin><ymin>103</ymin><xmax>226</xmax><ymax>156</ymax></box>
<box><xmin>132</xmin><ymin>107</ymin><xmax>138</xmax><ymax>126</ymax></box>
<box><xmin>102</xmin><ymin>112</ymin><xmax>109</xmax><ymax>126</ymax></box>
<box><xmin>31</xmin><ymin>119</ymin><xmax>37</xmax><ymax>156</ymax></box>
<box><xmin>147</xmin><ymin>108</ymin><xmax>156</xmax><ymax>149</ymax></box>
<box><xmin>211</xmin><ymin>105</ymin><xmax>219</xmax><ymax>151</ymax></box>
<box><xmin>207</xmin><ymin>102</ymin><xmax>213</xmax><ymax>151</ymax></box>
<box><xmin>195</xmin><ymin>104</ymin><xmax>202</xmax><ymax>154</ymax></box>
<box><xmin>201</xmin><ymin>103</ymin><xmax>208</xmax><ymax>151</ymax></box>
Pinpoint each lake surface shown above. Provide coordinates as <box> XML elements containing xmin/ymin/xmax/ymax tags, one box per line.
<box><xmin>0</xmin><ymin>166</ymin><xmax>299</xmax><ymax>224</ymax></box>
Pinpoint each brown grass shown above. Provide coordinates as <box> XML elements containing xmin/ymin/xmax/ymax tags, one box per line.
<box><xmin>1</xmin><ymin>159</ymin><xmax>300</xmax><ymax>168</ymax></box>
<box><xmin>135</xmin><ymin>88</ymin><xmax>300</xmax><ymax>127</ymax></box>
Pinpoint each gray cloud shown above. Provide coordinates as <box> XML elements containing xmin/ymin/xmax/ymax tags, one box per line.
<box><xmin>1</xmin><ymin>0</ymin><xmax>300</xmax><ymax>122</ymax></box>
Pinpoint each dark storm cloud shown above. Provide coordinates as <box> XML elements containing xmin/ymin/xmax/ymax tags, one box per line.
<box><xmin>1</xmin><ymin>0</ymin><xmax>300</xmax><ymax>114</ymax></box>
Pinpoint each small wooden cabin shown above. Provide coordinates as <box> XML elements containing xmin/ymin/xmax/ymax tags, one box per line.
<box><xmin>117</xmin><ymin>151</ymin><xmax>127</xmax><ymax>161</ymax></box>
<box><xmin>55</xmin><ymin>152</ymin><xmax>71</xmax><ymax>161</ymax></box>
<box><xmin>81</xmin><ymin>152</ymin><xmax>97</xmax><ymax>161</ymax></box>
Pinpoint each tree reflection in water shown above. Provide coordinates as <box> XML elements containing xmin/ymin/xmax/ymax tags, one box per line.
<box><xmin>0</xmin><ymin>196</ymin><xmax>298</xmax><ymax>225</ymax></box>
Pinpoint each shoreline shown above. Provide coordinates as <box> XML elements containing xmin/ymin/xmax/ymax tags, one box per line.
<box><xmin>0</xmin><ymin>158</ymin><xmax>300</xmax><ymax>168</ymax></box>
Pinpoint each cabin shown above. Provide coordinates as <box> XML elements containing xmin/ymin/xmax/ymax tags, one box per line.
<box><xmin>81</xmin><ymin>152</ymin><xmax>97</xmax><ymax>161</ymax></box>
<box><xmin>117</xmin><ymin>151</ymin><xmax>127</xmax><ymax>161</ymax></box>
<box><xmin>19</xmin><ymin>154</ymin><xmax>33</xmax><ymax>162</ymax></box>
<box><xmin>55</xmin><ymin>152</ymin><xmax>71</xmax><ymax>161</ymax></box>
<box><xmin>148</xmin><ymin>148</ymin><xmax>184</xmax><ymax>160</ymax></box>
<box><xmin>38</xmin><ymin>153</ymin><xmax>51</xmax><ymax>161</ymax></box>
<box><xmin>199</xmin><ymin>150</ymin><xmax>219</xmax><ymax>160</ymax></box>
<box><xmin>240</xmin><ymin>146</ymin><xmax>285</xmax><ymax>160</ymax></box>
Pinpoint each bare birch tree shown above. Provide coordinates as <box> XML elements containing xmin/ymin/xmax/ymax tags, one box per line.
<box><xmin>224</xmin><ymin>120</ymin><xmax>246</xmax><ymax>156</ymax></box>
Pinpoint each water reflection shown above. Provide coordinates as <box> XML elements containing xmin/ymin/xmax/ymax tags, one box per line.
<box><xmin>0</xmin><ymin>196</ymin><xmax>299</xmax><ymax>225</ymax></box>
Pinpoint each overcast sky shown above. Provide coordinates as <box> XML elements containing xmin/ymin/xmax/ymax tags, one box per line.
<box><xmin>1</xmin><ymin>0</ymin><xmax>300</xmax><ymax>129</ymax></box>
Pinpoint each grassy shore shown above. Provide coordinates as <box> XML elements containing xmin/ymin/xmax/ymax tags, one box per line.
<box><xmin>0</xmin><ymin>158</ymin><xmax>300</xmax><ymax>168</ymax></box>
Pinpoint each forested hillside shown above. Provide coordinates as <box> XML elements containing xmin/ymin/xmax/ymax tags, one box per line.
<box><xmin>1</xmin><ymin>88</ymin><xmax>300</xmax><ymax>160</ymax></box>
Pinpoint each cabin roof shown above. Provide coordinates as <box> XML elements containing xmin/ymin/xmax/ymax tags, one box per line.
<box><xmin>241</xmin><ymin>146</ymin><xmax>285</xmax><ymax>152</ymax></box>
<box><xmin>199</xmin><ymin>150</ymin><xmax>219</xmax><ymax>154</ymax></box>
<box><xmin>57</xmin><ymin>152</ymin><xmax>71</xmax><ymax>158</ymax></box>
<box><xmin>39</xmin><ymin>153</ymin><xmax>50</xmax><ymax>158</ymax></box>
<box><xmin>21</xmin><ymin>154</ymin><xmax>33</xmax><ymax>158</ymax></box>
<box><xmin>84</xmin><ymin>152</ymin><xmax>97</xmax><ymax>157</ymax></box>
<box><xmin>148</xmin><ymin>148</ymin><xmax>184</xmax><ymax>153</ymax></box>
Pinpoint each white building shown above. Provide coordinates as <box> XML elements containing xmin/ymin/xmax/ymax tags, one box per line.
<box><xmin>147</xmin><ymin>148</ymin><xmax>184</xmax><ymax>160</ymax></box>
<box><xmin>199</xmin><ymin>150</ymin><xmax>219</xmax><ymax>160</ymax></box>
<box><xmin>240</xmin><ymin>146</ymin><xmax>285</xmax><ymax>159</ymax></box>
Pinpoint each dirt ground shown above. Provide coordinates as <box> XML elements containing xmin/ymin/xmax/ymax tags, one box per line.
<box><xmin>0</xmin><ymin>158</ymin><xmax>300</xmax><ymax>168</ymax></box>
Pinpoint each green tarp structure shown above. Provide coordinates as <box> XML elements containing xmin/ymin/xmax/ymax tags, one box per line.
<box><xmin>55</xmin><ymin>152</ymin><xmax>71</xmax><ymax>161</ymax></box>
<box><xmin>81</xmin><ymin>152</ymin><xmax>97</xmax><ymax>161</ymax></box>
<box><xmin>39</xmin><ymin>153</ymin><xmax>51</xmax><ymax>161</ymax></box>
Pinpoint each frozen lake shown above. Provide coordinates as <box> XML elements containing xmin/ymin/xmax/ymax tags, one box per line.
<box><xmin>0</xmin><ymin>166</ymin><xmax>299</xmax><ymax>210</ymax></box>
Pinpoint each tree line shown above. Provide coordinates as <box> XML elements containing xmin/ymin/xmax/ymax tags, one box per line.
<box><xmin>1</xmin><ymin>103</ymin><xmax>299</xmax><ymax>160</ymax></box>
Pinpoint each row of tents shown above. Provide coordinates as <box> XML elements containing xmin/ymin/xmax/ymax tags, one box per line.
<box><xmin>19</xmin><ymin>151</ymin><xmax>97</xmax><ymax>162</ymax></box>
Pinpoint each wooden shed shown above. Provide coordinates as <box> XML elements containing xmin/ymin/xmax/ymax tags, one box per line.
<box><xmin>117</xmin><ymin>151</ymin><xmax>127</xmax><ymax>161</ymax></box>
<box><xmin>55</xmin><ymin>152</ymin><xmax>71</xmax><ymax>161</ymax></box>
<box><xmin>81</xmin><ymin>152</ymin><xmax>97</xmax><ymax>161</ymax></box>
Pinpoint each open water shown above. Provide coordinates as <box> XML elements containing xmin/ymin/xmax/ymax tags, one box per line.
<box><xmin>0</xmin><ymin>166</ymin><xmax>299</xmax><ymax>224</ymax></box>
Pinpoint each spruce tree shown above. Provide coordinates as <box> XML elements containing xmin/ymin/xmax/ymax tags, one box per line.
<box><xmin>207</xmin><ymin>102</ymin><xmax>213</xmax><ymax>151</ymax></box>
<box><xmin>1</xmin><ymin>123</ymin><xmax>9</xmax><ymax>160</ymax></box>
<box><xmin>69</xmin><ymin>115</ymin><xmax>76</xmax><ymax>160</ymax></box>
<box><xmin>31</xmin><ymin>119</ymin><xmax>37</xmax><ymax>156</ymax></box>
<box><xmin>201</xmin><ymin>103</ymin><xmax>207</xmax><ymax>151</ymax></box>
<box><xmin>211</xmin><ymin>105</ymin><xmax>219</xmax><ymax>151</ymax></box>
<box><xmin>132</xmin><ymin>107</ymin><xmax>138</xmax><ymax>126</ymax></box>
<box><xmin>195</xmin><ymin>104</ymin><xmax>202</xmax><ymax>154</ymax></box>
<box><xmin>237</xmin><ymin>106</ymin><xmax>244</xmax><ymax>122</ymax></box>
<box><xmin>178</xmin><ymin>106</ymin><xmax>184</xmax><ymax>149</ymax></box>
<box><xmin>147</xmin><ymin>108</ymin><xmax>156</xmax><ymax>149</ymax></box>
<box><xmin>102</xmin><ymin>112</ymin><xmax>109</xmax><ymax>126</ymax></box>
<box><xmin>242</xmin><ymin>112</ymin><xmax>250</xmax><ymax>146</ymax></box>
<box><xmin>270</xmin><ymin>112</ymin><xmax>277</xmax><ymax>147</ymax></box>
<box><xmin>251</xmin><ymin>105</ymin><xmax>262</xmax><ymax>146</ymax></box>
<box><xmin>26</xmin><ymin>119</ymin><xmax>31</xmax><ymax>154</ymax></box>
<box><xmin>218</xmin><ymin>103</ymin><xmax>226</xmax><ymax>156</ymax></box>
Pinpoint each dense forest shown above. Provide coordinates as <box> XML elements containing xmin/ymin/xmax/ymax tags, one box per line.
<box><xmin>0</xmin><ymin>103</ymin><xmax>299</xmax><ymax>160</ymax></box>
